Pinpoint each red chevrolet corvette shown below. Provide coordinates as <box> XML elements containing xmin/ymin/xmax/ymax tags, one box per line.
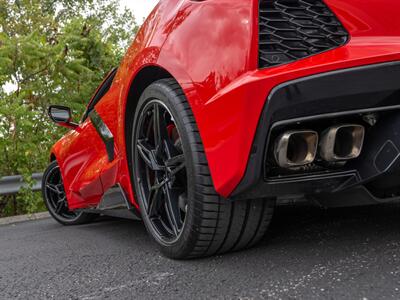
<box><xmin>43</xmin><ymin>0</ymin><xmax>400</xmax><ymax>258</ymax></box>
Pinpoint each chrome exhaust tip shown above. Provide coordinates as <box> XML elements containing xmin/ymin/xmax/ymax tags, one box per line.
<box><xmin>274</xmin><ymin>130</ymin><xmax>319</xmax><ymax>168</ymax></box>
<box><xmin>320</xmin><ymin>124</ymin><xmax>365</xmax><ymax>162</ymax></box>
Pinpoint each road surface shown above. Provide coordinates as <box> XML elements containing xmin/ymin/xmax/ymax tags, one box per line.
<box><xmin>1</xmin><ymin>204</ymin><xmax>400</xmax><ymax>299</ymax></box>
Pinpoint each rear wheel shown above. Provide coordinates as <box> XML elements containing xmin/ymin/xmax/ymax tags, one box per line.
<box><xmin>131</xmin><ymin>79</ymin><xmax>275</xmax><ymax>259</ymax></box>
<box><xmin>42</xmin><ymin>161</ymin><xmax>97</xmax><ymax>225</ymax></box>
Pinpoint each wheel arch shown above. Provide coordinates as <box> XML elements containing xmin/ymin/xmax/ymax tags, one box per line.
<box><xmin>124</xmin><ymin>65</ymin><xmax>175</xmax><ymax>172</ymax></box>
<box><xmin>50</xmin><ymin>153</ymin><xmax>57</xmax><ymax>162</ymax></box>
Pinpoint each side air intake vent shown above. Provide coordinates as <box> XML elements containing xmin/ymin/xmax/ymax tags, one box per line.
<box><xmin>258</xmin><ymin>0</ymin><xmax>348</xmax><ymax>68</ymax></box>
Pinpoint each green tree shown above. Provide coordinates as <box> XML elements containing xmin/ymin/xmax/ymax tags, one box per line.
<box><xmin>0</xmin><ymin>0</ymin><xmax>138</xmax><ymax>216</ymax></box>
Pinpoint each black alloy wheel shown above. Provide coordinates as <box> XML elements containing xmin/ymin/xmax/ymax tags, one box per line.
<box><xmin>132</xmin><ymin>79</ymin><xmax>275</xmax><ymax>259</ymax></box>
<box><xmin>134</xmin><ymin>99</ymin><xmax>188</xmax><ymax>244</ymax></box>
<box><xmin>42</xmin><ymin>161</ymin><xmax>97</xmax><ymax>225</ymax></box>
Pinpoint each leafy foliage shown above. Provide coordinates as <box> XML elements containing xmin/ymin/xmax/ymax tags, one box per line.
<box><xmin>0</xmin><ymin>0</ymin><xmax>138</xmax><ymax>216</ymax></box>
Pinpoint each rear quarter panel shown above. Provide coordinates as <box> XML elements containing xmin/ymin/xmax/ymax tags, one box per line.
<box><xmin>156</xmin><ymin>0</ymin><xmax>400</xmax><ymax>197</ymax></box>
<box><xmin>157</xmin><ymin>0</ymin><xmax>257</xmax><ymax>197</ymax></box>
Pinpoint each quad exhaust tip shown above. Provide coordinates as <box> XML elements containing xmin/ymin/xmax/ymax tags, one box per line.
<box><xmin>274</xmin><ymin>125</ymin><xmax>365</xmax><ymax>169</ymax></box>
<box><xmin>274</xmin><ymin>130</ymin><xmax>319</xmax><ymax>168</ymax></box>
<box><xmin>320</xmin><ymin>124</ymin><xmax>365</xmax><ymax>162</ymax></box>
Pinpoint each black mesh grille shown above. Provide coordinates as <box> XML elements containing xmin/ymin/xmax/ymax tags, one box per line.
<box><xmin>258</xmin><ymin>0</ymin><xmax>348</xmax><ymax>68</ymax></box>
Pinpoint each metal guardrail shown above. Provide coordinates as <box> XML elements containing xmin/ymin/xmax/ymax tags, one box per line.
<box><xmin>0</xmin><ymin>174</ymin><xmax>43</xmax><ymax>196</ymax></box>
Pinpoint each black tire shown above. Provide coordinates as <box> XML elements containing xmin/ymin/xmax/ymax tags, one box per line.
<box><xmin>42</xmin><ymin>161</ymin><xmax>97</xmax><ymax>226</ymax></box>
<box><xmin>131</xmin><ymin>79</ymin><xmax>275</xmax><ymax>259</ymax></box>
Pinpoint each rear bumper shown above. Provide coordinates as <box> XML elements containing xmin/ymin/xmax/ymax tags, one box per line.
<box><xmin>232</xmin><ymin>61</ymin><xmax>400</xmax><ymax>200</ymax></box>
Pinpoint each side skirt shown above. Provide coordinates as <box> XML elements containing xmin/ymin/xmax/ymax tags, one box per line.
<box><xmin>79</xmin><ymin>184</ymin><xmax>141</xmax><ymax>220</ymax></box>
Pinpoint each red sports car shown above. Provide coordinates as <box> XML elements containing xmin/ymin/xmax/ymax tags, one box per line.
<box><xmin>43</xmin><ymin>0</ymin><xmax>400</xmax><ymax>259</ymax></box>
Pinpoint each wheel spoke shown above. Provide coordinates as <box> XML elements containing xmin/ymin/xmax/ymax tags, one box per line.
<box><xmin>153</xmin><ymin>104</ymin><xmax>162</xmax><ymax>145</ymax></box>
<box><xmin>165</xmin><ymin>154</ymin><xmax>185</xmax><ymax>176</ymax></box>
<box><xmin>136</xmin><ymin>100</ymin><xmax>188</xmax><ymax>243</ymax></box>
<box><xmin>153</xmin><ymin>104</ymin><xmax>178</xmax><ymax>159</ymax></box>
<box><xmin>162</xmin><ymin>139</ymin><xmax>180</xmax><ymax>161</ymax></box>
<box><xmin>151</xmin><ymin>177</ymin><xmax>169</xmax><ymax>190</ymax></box>
<box><xmin>147</xmin><ymin>185</ymin><xmax>162</xmax><ymax>217</ymax></box>
<box><xmin>55</xmin><ymin>200</ymin><xmax>64</xmax><ymax>214</ymax></box>
<box><xmin>165</xmin><ymin>154</ymin><xmax>184</xmax><ymax>167</ymax></box>
<box><xmin>46</xmin><ymin>184</ymin><xmax>59</xmax><ymax>194</ymax></box>
<box><xmin>163</xmin><ymin>186</ymin><xmax>182</xmax><ymax>236</ymax></box>
<box><xmin>137</xmin><ymin>139</ymin><xmax>164</xmax><ymax>171</ymax></box>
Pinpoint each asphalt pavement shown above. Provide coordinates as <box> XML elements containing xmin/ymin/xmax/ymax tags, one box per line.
<box><xmin>1</xmin><ymin>203</ymin><xmax>400</xmax><ymax>300</ymax></box>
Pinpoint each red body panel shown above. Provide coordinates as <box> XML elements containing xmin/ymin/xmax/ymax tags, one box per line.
<box><xmin>51</xmin><ymin>0</ymin><xmax>400</xmax><ymax>210</ymax></box>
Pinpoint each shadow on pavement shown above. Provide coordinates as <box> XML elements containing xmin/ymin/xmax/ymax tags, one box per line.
<box><xmin>87</xmin><ymin>202</ymin><xmax>400</xmax><ymax>258</ymax></box>
<box><xmin>2</xmin><ymin>202</ymin><xmax>400</xmax><ymax>299</ymax></box>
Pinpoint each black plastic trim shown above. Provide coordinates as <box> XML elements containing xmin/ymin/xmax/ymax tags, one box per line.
<box><xmin>97</xmin><ymin>184</ymin><xmax>131</xmax><ymax>210</ymax></box>
<box><xmin>233</xmin><ymin>61</ymin><xmax>400</xmax><ymax>197</ymax></box>
<box><xmin>89</xmin><ymin>110</ymin><xmax>115</xmax><ymax>162</ymax></box>
<box><xmin>258</xmin><ymin>0</ymin><xmax>349</xmax><ymax>68</ymax></box>
<box><xmin>82</xmin><ymin>68</ymin><xmax>118</xmax><ymax>122</ymax></box>
<box><xmin>48</xmin><ymin>105</ymin><xmax>78</xmax><ymax>128</ymax></box>
<box><xmin>314</xmin><ymin>186</ymin><xmax>400</xmax><ymax>208</ymax></box>
<box><xmin>232</xmin><ymin>108</ymin><xmax>400</xmax><ymax>201</ymax></box>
